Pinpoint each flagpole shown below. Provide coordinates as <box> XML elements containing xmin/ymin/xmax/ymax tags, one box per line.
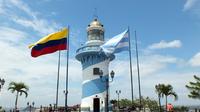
<box><xmin>135</xmin><ymin>30</ymin><xmax>142</xmax><ymax>110</ymax></box>
<box><xmin>128</xmin><ymin>27</ymin><xmax>134</xmax><ymax>105</ymax></box>
<box><xmin>56</xmin><ymin>50</ymin><xmax>61</xmax><ymax>110</ymax></box>
<box><xmin>65</xmin><ymin>26</ymin><xmax>70</xmax><ymax>112</ymax></box>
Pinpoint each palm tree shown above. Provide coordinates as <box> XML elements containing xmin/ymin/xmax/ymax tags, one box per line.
<box><xmin>186</xmin><ymin>75</ymin><xmax>200</xmax><ymax>99</ymax></box>
<box><xmin>8</xmin><ymin>82</ymin><xmax>29</xmax><ymax>111</ymax></box>
<box><xmin>160</xmin><ymin>84</ymin><xmax>178</xmax><ymax>112</ymax></box>
<box><xmin>155</xmin><ymin>84</ymin><xmax>164</xmax><ymax>112</ymax></box>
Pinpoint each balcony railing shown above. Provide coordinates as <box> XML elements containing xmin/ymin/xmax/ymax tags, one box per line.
<box><xmin>76</xmin><ymin>45</ymin><xmax>101</xmax><ymax>54</ymax></box>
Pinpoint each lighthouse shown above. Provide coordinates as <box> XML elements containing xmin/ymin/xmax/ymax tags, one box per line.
<box><xmin>75</xmin><ymin>18</ymin><xmax>115</xmax><ymax>112</ymax></box>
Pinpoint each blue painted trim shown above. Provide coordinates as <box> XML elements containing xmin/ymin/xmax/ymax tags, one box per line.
<box><xmin>114</xmin><ymin>46</ymin><xmax>129</xmax><ymax>53</ymax></box>
<box><xmin>119</xmin><ymin>37</ymin><xmax>129</xmax><ymax>43</ymax></box>
<box><xmin>82</xmin><ymin>75</ymin><xmax>108</xmax><ymax>98</ymax></box>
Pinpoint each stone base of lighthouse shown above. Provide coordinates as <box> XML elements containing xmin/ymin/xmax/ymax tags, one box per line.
<box><xmin>81</xmin><ymin>91</ymin><xmax>106</xmax><ymax>111</ymax></box>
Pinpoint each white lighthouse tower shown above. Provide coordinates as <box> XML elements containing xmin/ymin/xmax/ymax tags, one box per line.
<box><xmin>76</xmin><ymin>18</ymin><xmax>115</xmax><ymax>112</ymax></box>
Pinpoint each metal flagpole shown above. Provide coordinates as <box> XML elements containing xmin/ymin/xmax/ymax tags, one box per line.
<box><xmin>135</xmin><ymin>30</ymin><xmax>142</xmax><ymax>111</ymax></box>
<box><xmin>65</xmin><ymin>26</ymin><xmax>70</xmax><ymax>112</ymax></box>
<box><xmin>128</xmin><ymin>27</ymin><xmax>134</xmax><ymax>105</ymax></box>
<box><xmin>56</xmin><ymin>50</ymin><xmax>61</xmax><ymax>110</ymax></box>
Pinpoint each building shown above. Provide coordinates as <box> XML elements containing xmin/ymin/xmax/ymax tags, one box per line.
<box><xmin>75</xmin><ymin>18</ymin><xmax>115</xmax><ymax>112</ymax></box>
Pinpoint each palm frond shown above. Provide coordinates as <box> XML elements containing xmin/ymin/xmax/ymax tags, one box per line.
<box><xmin>8</xmin><ymin>81</ymin><xmax>29</xmax><ymax>97</ymax></box>
<box><xmin>169</xmin><ymin>91</ymin><xmax>178</xmax><ymax>100</ymax></box>
<box><xmin>186</xmin><ymin>75</ymin><xmax>200</xmax><ymax>99</ymax></box>
<box><xmin>194</xmin><ymin>75</ymin><xmax>200</xmax><ymax>81</ymax></box>
<box><xmin>19</xmin><ymin>89</ymin><xmax>28</xmax><ymax>97</ymax></box>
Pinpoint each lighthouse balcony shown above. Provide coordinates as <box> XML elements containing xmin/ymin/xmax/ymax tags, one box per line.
<box><xmin>76</xmin><ymin>45</ymin><xmax>101</xmax><ymax>60</ymax></box>
<box><xmin>76</xmin><ymin>45</ymin><xmax>115</xmax><ymax>62</ymax></box>
<box><xmin>76</xmin><ymin>45</ymin><xmax>101</xmax><ymax>54</ymax></box>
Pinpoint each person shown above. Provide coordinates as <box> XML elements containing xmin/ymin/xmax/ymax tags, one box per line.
<box><xmin>167</xmin><ymin>103</ymin><xmax>173</xmax><ymax>112</ymax></box>
<box><xmin>49</xmin><ymin>104</ymin><xmax>53</xmax><ymax>112</ymax></box>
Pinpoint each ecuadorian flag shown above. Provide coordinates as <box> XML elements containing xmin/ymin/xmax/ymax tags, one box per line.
<box><xmin>29</xmin><ymin>28</ymin><xmax>68</xmax><ymax>57</ymax></box>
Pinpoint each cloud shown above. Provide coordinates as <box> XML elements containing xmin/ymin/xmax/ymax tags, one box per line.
<box><xmin>183</xmin><ymin>0</ymin><xmax>198</xmax><ymax>11</ymax></box>
<box><xmin>183</xmin><ymin>0</ymin><xmax>200</xmax><ymax>19</ymax></box>
<box><xmin>0</xmin><ymin>0</ymin><xmax>5</xmax><ymax>14</ymax></box>
<box><xmin>148</xmin><ymin>40</ymin><xmax>182</xmax><ymax>50</ymax></box>
<box><xmin>110</xmin><ymin>54</ymin><xmax>177</xmax><ymax>78</ymax></box>
<box><xmin>109</xmin><ymin>53</ymin><xmax>200</xmax><ymax>106</ymax></box>
<box><xmin>0</xmin><ymin>26</ymin><xmax>81</xmax><ymax>107</ymax></box>
<box><xmin>189</xmin><ymin>52</ymin><xmax>200</xmax><ymax>67</ymax></box>
<box><xmin>0</xmin><ymin>0</ymin><xmax>83</xmax><ymax>107</ymax></box>
<box><xmin>110</xmin><ymin>67</ymin><xmax>199</xmax><ymax>105</ymax></box>
<box><xmin>0</xmin><ymin>26</ymin><xmax>27</xmax><ymax>43</ymax></box>
<box><xmin>7</xmin><ymin>0</ymin><xmax>37</xmax><ymax>18</ymax></box>
<box><xmin>0</xmin><ymin>39</ymin><xmax>82</xmax><ymax>107</ymax></box>
<box><xmin>2</xmin><ymin>0</ymin><xmax>61</xmax><ymax>35</ymax></box>
<box><xmin>0</xmin><ymin>0</ymin><xmax>199</xmax><ymax>107</ymax></box>
<box><xmin>12</xmin><ymin>16</ymin><xmax>60</xmax><ymax>35</ymax></box>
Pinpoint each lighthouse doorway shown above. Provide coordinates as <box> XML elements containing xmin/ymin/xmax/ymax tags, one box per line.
<box><xmin>93</xmin><ymin>98</ymin><xmax>100</xmax><ymax>112</ymax></box>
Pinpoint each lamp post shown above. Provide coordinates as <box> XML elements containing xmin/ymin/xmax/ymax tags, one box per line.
<box><xmin>0</xmin><ymin>78</ymin><xmax>5</xmax><ymax>92</ymax></box>
<box><xmin>99</xmin><ymin>70</ymin><xmax>115</xmax><ymax>112</ymax></box>
<box><xmin>116</xmin><ymin>90</ymin><xmax>121</xmax><ymax>109</ymax></box>
<box><xmin>27</xmin><ymin>102</ymin><xmax>35</xmax><ymax>112</ymax></box>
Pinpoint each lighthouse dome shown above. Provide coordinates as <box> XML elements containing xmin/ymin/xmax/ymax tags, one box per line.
<box><xmin>86</xmin><ymin>18</ymin><xmax>104</xmax><ymax>45</ymax></box>
<box><xmin>88</xmin><ymin>18</ymin><xmax>103</xmax><ymax>28</ymax></box>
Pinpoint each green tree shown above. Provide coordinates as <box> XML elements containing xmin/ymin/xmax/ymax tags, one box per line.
<box><xmin>160</xmin><ymin>84</ymin><xmax>178</xmax><ymax>112</ymax></box>
<box><xmin>0</xmin><ymin>106</ymin><xmax>5</xmax><ymax>112</ymax></box>
<box><xmin>144</xmin><ymin>97</ymin><xmax>159</xmax><ymax>112</ymax></box>
<box><xmin>135</xmin><ymin>97</ymin><xmax>159</xmax><ymax>112</ymax></box>
<box><xmin>8</xmin><ymin>82</ymin><xmax>29</xmax><ymax>110</ymax></box>
<box><xmin>119</xmin><ymin>99</ymin><xmax>132</xmax><ymax>108</ymax></box>
<box><xmin>155</xmin><ymin>84</ymin><xmax>164</xmax><ymax>112</ymax></box>
<box><xmin>186</xmin><ymin>75</ymin><xmax>200</xmax><ymax>99</ymax></box>
<box><xmin>115</xmin><ymin>97</ymin><xmax>159</xmax><ymax>112</ymax></box>
<box><xmin>110</xmin><ymin>99</ymin><xmax>117</xmax><ymax>105</ymax></box>
<box><xmin>173</xmin><ymin>106</ymin><xmax>188</xmax><ymax>112</ymax></box>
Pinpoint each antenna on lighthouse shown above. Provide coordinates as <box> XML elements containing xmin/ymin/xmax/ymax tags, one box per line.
<box><xmin>93</xmin><ymin>8</ymin><xmax>98</xmax><ymax>19</ymax></box>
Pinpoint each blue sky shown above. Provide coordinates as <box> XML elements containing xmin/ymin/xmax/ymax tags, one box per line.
<box><xmin>0</xmin><ymin>0</ymin><xmax>200</xmax><ymax>108</ymax></box>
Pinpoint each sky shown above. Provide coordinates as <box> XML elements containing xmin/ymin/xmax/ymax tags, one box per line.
<box><xmin>0</xmin><ymin>0</ymin><xmax>200</xmax><ymax>108</ymax></box>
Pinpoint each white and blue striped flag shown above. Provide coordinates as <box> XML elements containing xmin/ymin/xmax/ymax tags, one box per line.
<box><xmin>100</xmin><ymin>29</ymin><xmax>129</xmax><ymax>55</ymax></box>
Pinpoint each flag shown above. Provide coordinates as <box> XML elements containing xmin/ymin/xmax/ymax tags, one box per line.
<box><xmin>29</xmin><ymin>28</ymin><xmax>68</xmax><ymax>57</ymax></box>
<box><xmin>100</xmin><ymin>29</ymin><xmax>129</xmax><ymax>55</ymax></box>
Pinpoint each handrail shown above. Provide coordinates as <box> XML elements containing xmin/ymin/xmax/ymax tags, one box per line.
<box><xmin>76</xmin><ymin>45</ymin><xmax>101</xmax><ymax>54</ymax></box>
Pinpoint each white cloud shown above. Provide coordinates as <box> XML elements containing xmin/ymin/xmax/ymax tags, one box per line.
<box><xmin>2</xmin><ymin>0</ymin><xmax>61</xmax><ymax>35</ymax></box>
<box><xmin>7</xmin><ymin>0</ymin><xmax>37</xmax><ymax>18</ymax></box>
<box><xmin>0</xmin><ymin>0</ymin><xmax>82</xmax><ymax>107</ymax></box>
<box><xmin>0</xmin><ymin>26</ymin><xmax>27</xmax><ymax>43</ymax></box>
<box><xmin>0</xmin><ymin>0</ymin><xmax>5</xmax><ymax>14</ymax></box>
<box><xmin>148</xmin><ymin>40</ymin><xmax>182</xmax><ymax>50</ymax></box>
<box><xmin>110</xmin><ymin>67</ymin><xmax>200</xmax><ymax>105</ymax></box>
<box><xmin>12</xmin><ymin>16</ymin><xmax>60</xmax><ymax>35</ymax></box>
<box><xmin>183</xmin><ymin>0</ymin><xmax>200</xmax><ymax>19</ymax></box>
<box><xmin>189</xmin><ymin>52</ymin><xmax>200</xmax><ymax>67</ymax></box>
<box><xmin>183</xmin><ymin>0</ymin><xmax>198</xmax><ymax>11</ymax></box>
<box><xmin>0</xmin><ymin>0</ymin><xmax>199</xmax><ymax>107</ymax></box>
<box><xmin>0</xmin><ymin>26</ymin><xmax>82</xmax><ymax>107</ymax></box>
<box><xmin>0</xmin><ymin>39</ymin><xmax>82</xmax><ymax>107</ymax></box>
<box><xmin>110</xmin><ymin>54</ymin><xmax>177</xmax><ymax>78</ymax></box>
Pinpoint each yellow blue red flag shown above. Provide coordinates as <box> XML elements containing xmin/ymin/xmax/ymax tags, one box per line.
<box><xmin>29</xmin><ymin>28</ymin><xmax>68</xmax><ymax>57</ymax></box>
